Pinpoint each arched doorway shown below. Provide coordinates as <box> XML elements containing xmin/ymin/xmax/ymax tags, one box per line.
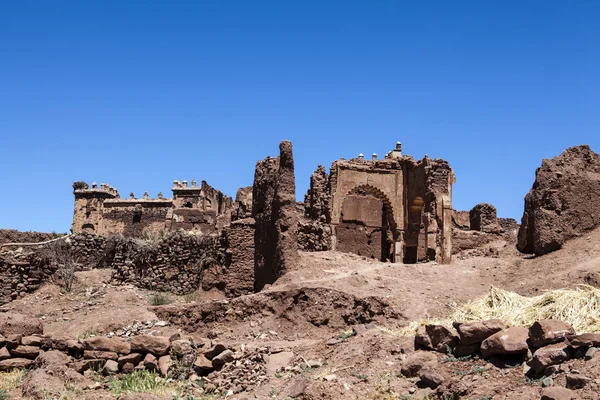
<box><xmin>336</xmin><ymin>184</ymin><xmax>397</xmax><ymax>262</ymax></box>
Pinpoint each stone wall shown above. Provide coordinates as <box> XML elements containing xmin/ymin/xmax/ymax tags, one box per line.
<box><xmin>0</xmin><ymin>230</ymin><xmax>63</xmax><ymax>245</ymax></box>
<box><xmin>220</xmin><ymin>218</ymin><xmax>255</xmax><ymax>297</ymax></box>
<box><xmin>469</xmin><ymin>203</ymin><xmax>502</xmax><ymax>233</ymax></box>
<box><xmin>252</xmin><ymin>141</ymin><xmax>299</xmax><ymax>291</ymax></box>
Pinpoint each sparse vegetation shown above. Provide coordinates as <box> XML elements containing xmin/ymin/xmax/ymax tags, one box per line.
<box><xmin>75</xmin><ymin>327</ymin><xmax>101</xmax><ymax>340</ymax></box>
<box><xmin>109</xmin><ymin>370</ymin><xmax>184</xmax><ymax>396</ymax></box>
<box><xmin>150</xmin><ymin>291</ymin><xmax>173</xmax><ymax>306</ymax></box>
<box><xmin>37</xmin><ymin>239</ymin><xmax>78</xmax><ymax>293</ymax></box>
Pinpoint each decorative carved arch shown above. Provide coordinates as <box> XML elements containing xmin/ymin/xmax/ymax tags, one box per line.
<box><xmin>344</xmin><ymin>184</ymin><xmax>397</xmax><ymax>234</ymax></box>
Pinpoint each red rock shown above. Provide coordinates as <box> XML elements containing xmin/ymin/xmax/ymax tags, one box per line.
<box><xmin>0</xmin><ymin>347</ymin><xmax>10</xmax><ymax>360</ymax></box>
<box><xmin>103</xmin><ymin>359</ymin><xmax>119</xmax><ymax>375</ymax></box>
<box><xmin>0</xmin><ymin>313</ymin><xmax>43</xmax><ymax>336</ymax></box>
<box><xmin>453</xmin><ymin>319</ymin><xmax>506</xmax><ymax>345</ymax></box>
<box><xmin>204</xmin><ymin>344</ymin><xmax>227</xmax><ymax>359</ymax></box>
<box><xmin>566</xmin><ymin>374</ymin><xmax>591</xmax><ymax>389</ymax></box>
<box><xmin>9</xmin><ymin>345</ymin><xmax>40</xmax><ymax>359</ymax></box>
<box><xmin>419</xmin><ymin>368</ymin><xmax>444</xmax><ymax>388</ymax></box>
<box><xmin>401</xmin><ymin>351</ymin><xmax>438</xmax><ymax>377</ymax></box>
<box><xmin>21</xmin><ymin>335</ymin><xmax>45</xmax><ymax>347</ymax></box>
<box><xmin>480</xmin><ymin>327</ymin><xmax>529</xmax><ymax>358</ymax></box>
<box><xmin>568</xmin><ymin>333</ymin><xmax>600</xmax><ymax>347</ymax></box>
<box><xmin>0</xmin><ymin>357</ymin><xmax>34</xmax><ymax>371</ymax></box>
<box><xmin>82</xmin><ymin>337</ymin><xmax>130</xmax><ymax>355</ymax></box>
<box><xmin>144</xmin><ymin>353</ymin><xmax>158</xmax><ymax>371</ymax></box>
<box><xmin>118</xmin><ymin>353</ymin><xmax>144</xmax><ymax>366</ymax></box>
<box><xmin>541</xmin><ymin>387</ymin><xmax>580</xmax><ymax>400</ymax></box>
<box><xmin>211</xmin><ymin>349</ymin><xmax>234</xmax><ymax>367</ymax></box>
<box><xmin>529</xmin><ymin>320</ymin><xmax>575</xmax><ymax>347</ymax></box>
<box><xmin>83</xmin><ymin>350</ymin><xmax>118</xmax><ymax>360</ymax></box>
<box><xmin>528</xmin><ymin>343</ymin><xmax>571</xmax><ymax>374</ymax></box>
<box><xmin>130</xmin><ymin>335</ymin><xmax>170</xmax><ymax>356</ymax></box>
<box><xmin>158</xmin><ymin>355</ymin><xmax>172</xmax><ymax>377</ymax></box>
<box><xmin>70</xmin><ymin>359</ymin><xmax>104</xmax><ymax>374</ymax></box>
<box><xmin>415</xmin><ymin>324</ymin><xmax>459</xmax><ymax>353</ymax></box>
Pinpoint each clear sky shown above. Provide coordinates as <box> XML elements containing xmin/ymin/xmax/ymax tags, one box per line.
<box><xmin>1</xmin><ymin>0</ymin><xmax>598</xmax><ymax>233</ymax></box>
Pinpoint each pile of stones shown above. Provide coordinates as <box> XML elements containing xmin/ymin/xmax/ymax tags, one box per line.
<box><xmin>406</xmin><ymin>319</ymin><xmax>600</xmax><ymax>398</ymax></box>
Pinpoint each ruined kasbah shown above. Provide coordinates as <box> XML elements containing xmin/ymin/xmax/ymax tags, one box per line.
<box><xmin>71</xmin><ymin>141</ymin><xmax>455</xmax><ymax>266</ymax></box>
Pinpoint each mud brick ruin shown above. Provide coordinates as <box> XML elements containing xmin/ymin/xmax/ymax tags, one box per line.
<box><xmin>304</xmin><ymin>142</ymin><xmax>455</xmax><ymax>264</ymax></box>
<box><xmin>72</xmin><ymin>180</ymin><xmax>232</xmax><ymax>236</ymax></box>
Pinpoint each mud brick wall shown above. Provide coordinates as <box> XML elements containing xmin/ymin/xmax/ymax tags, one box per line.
<box><xmin>297</xmin><ymin>219</ymin><xmax>332</xmax><ymax>252</ymax></box>
<box><xmin>221</xmin><ymin>218</ymin><xmax>255</xmax><ymax>296</ymax></box>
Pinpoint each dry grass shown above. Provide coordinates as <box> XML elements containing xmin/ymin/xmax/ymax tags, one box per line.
<box><xmin>0</xmin><ymin>369</ymin><xmax>27</xmax><ymax>392</ymax></box>
<box><xmin>389</xmin><ymin>285</ymin><xmax>600</xmax><ymax>336</ymax></box>
<box><xmin>109</xmin><ymin>370</ymin><xmax>184</xmax><ymax>396</ymax></box>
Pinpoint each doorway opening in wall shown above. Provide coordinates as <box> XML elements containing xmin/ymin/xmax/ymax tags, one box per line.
<box><xmin>403</xmin><ymin>246</ymin><xmax>417</xmax><ymax>264</ymax></box>
<box><xmin>184</xmin><ymin>202</ymin><xmax>193</xmax><ymax>208</ymax></box>
<box><xmin>133</xmin><ymin>213</ymin><xmax>141</xmax><ymax>223</ymax></box>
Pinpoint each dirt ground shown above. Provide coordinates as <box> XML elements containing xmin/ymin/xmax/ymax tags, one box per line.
<box><xmin>2</xmin><ymin>228</ymin><xmax>600</xmax><ymax>399</ymax></box>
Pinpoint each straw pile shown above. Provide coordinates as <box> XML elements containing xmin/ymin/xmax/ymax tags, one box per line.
<box><xmin>395</xmin><ymin>285</ymin><xmax>600</xmax><ymax>336</ymax></box>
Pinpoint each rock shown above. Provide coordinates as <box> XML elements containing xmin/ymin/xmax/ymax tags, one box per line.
<box><xmin>518</xmin><ymin>145</ymin><xmax>600</xmax><ymax>255</ymax></box>
<box><xmin>35</xmin><ymin>350</ymin><xmax>71</xmax><ymax>368</ymax></box>
<box><xmin>158</xmin><ymin>355</ymin><xmax>172</xmax><ymax>377</ymax></box>
<box><xmin>122</xmin><ymin>362</ymin><xmax>135</xmax><ymax>374</ymax></box>
<box><xmin>566</xmin><ymin>373</ymin><xmax>591</xmax><ymax>389</ymax></box>
<box><xmin>66</xmin><ymin>339</ymin><xmax>84</xmax><ymax>353</ymax></box>
<box><xmin>453</xmin><ymin>343</ymin><xmax>480</xmax><ymax>357</ymax></box>
<box><xmin>584</xmin><ymin>347</ymin><xmax>598</xmax><ymax>360</ymax></box>
<box><xmin>0</xmin><ymin>347</ymin><xmax>10</xmax><ymax>360</ymax></box>
<box><xmin>568</xmin><ymin>333</ymin><xmax>600</xmax><ymax>347</ymax></box>
<box><xmin>0</xmin><ymin>313</ymin><xmax>43</xmax><ymax>336</ymax></box>
<box><xmin>130</xmin><ymin>335</ymin><xmax>170</xmax><ymax>356</ymax></box>
<box><xmin>529</xmin><ymin>343</ymin><xmax>571</xmax><ymax>374</ymax></box>
<box><xmin>401</xmin><ymin>351</ymin><xmax>438</xmax><ymax>377</ymax></box>
<box><xmin>544</xmin><ymin>365</ymin><xmax>563</xmax><ymax>376</ymax></box>
<box><xmin>9</xmin><ymin>345</ymin><xmax>40</xmax><ymax>359</ymax></box>
<box><xmin>481</xmin><ymin>327</ymin><xmax>529</xmax><ymax>358</ymax></box>
<box><xmin>265</xmin><ymin>351</ymin><xmax>294</xmax><ymax>374</ymax></box>
<box><xmin>103</xmin><ymin>359</ymin><xmax>119</xmax><ymax>375</ymax></box>
<box><xmin>469</xmin><ymin>203</ymin><xmax>503</xmax><ymax>233</ymax></box>
<box><xmin>5</xmin><ymin>334</ymin><xmax>21</xmax><ymax>348</ymax></box>
<box><xmin>541</xmin><ymin>387</ymin><xmax>580</xmax><ymax>400</ymax></box>
<box><xmin>419</xmin><ymin>368</ymin><xmax>444</xmax><ymax>388</ymax></box>
<box><xmin>84</xmin><ymin>350</ymin><xmax>118</xmax><ymax>360</ymax></box>
<box><xmin>144</xmin><ymin>353</ymin><xmax>158</xmax><ymax>371</ymax></box>
<box><xmin>70</xmin><ymin>359</ymin><xmax>104</xmax><ymax>374</ymax></box>
<box><xmin>193</xmin><ymin>354</ymin><xmax>214</xmax><ymax>373</ymax></box>
<box><xmin>541</xmin><ymin>377</ymin><xmax>553</xmax><ymax>387</ymax></box>
<box><xmin>453</xmin><ymin>319</ymin><xmax>506</xmax><ymax>345</ymax></box>
<box><xmin>203</xmin><ymin>344</ymin><xmax>227</xmax><ymax>359</ymax></box>
<box><xmin>415</xmin><ymin>324</ymin><xmax>459</xmax><ymax>353</ymax></box>
<box><xmin>118</xmin><ymin>353</ymin><xmax>144</xmax><ymax>366</ymax></box>
<box><xmin>212</xmin><ymin>349</ymin><xmax>234</xmax><ymax>367</ymax></box>
<box><xmin>0</xmin><ymin>334</ymin><xmax>4</xmax><ymax>348</ymax></box>
<box><xmin>169</xmin><ymin>339</ymin><xmax>193</xmax><ymax>357</ymax></box>
<box><xmin>83</xmin><ymin>337</ymin><xmax>130</xmax><ymax>354</ymax></box>
<box><xmin>0</xmin><ymin>357</ymin><xmax>34</xmax><ymax>371</ymax></box>
<box><xmin>21</xmin><ymin>335</ymin><xmax>44</xmax><ymax>347</ymax></box>
<box><xmin>529</xmin><ymin>320</ymin><xmax>575</xmax><ymax>347</ymax></box>
<box><xmin>287</xmin><ymin>377</ymin><xmax>310</xmax><ymax>397</ymax></box>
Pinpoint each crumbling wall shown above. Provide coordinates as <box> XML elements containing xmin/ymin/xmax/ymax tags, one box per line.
<box><xmin>232</xmin><ymin>187</ymin><xmax>253</xmax><ymax>221</ymax></box>
<box><xmin>252</xmin><ymin>141</ymin><xmax>299</xmax><ymax>291</ymax></box>
<box><xmin>221</xmin><ymin>218</ymin><xmax>255</xmax><ymax>297</ymax></box>
<box><xmin>470</xmin><ymin>203</ymin><xmax>502</xmax><ymax>233</ymax></box>
<box><xmin>0</xmin><ymin>230</ymin><xmax>63</xmax><ymax>245</ymax></box>
<box><xmin>518</xmin><ymin>145</ymin><xmax>600</xmax><ymax>255</ymax></box>
<box><xmin>304</xmin><ymin>165</ymin><xmax>331</xmax><ymax>223</ymax></box>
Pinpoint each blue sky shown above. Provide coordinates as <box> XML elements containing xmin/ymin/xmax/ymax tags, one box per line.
<box><xmin>1</xmin><ymin>0</ymin><xmax>598</xmax><ymax>232</ymax></box>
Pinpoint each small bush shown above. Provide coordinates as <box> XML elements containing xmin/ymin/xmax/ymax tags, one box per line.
<box><xmin>151</xmin><ymin>292</ymin><xmax>172</xmax><ymax>306</ymax></box>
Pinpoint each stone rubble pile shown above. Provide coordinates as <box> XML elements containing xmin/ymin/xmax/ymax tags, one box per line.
<box><xmin>408</xmin><ymin>318</ymin><xmax>600</xmax><ymax>399</ymax></box>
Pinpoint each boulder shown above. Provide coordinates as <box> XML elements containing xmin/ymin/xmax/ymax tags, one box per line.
<box><xmin>401</xmin><ymin>351</ymin><xmax>438</xmax><ymax>377</ymax></box>
<box><xmin>9</xmin><ymin>345</ymin><xmax>40</xmax><ymax>359</ymax></box>
<box><xmin>70</xmin><ymin>359</ymin><xmax>104</xmax><ymax>374</ymax></box>
<box><xmin>22</xmin><ymin>368</ymin><xmax>65</xmax><ymax>399</ymax></box>
<box><xmin>193</xmin><ymin>355</ymin><xmax>214</xmax><ymax>373</ymax></box>
<box><xmin>528</xmin><ymin>343</ymin><xmax>571</xmax><ymax>374</ymax></box>
<box><xmin>122</xmin><ymin>362</ymin><xmax>135</xmax><ymax>374</ymax></box>
<box><xmin>481</xmin><ymin>327</ymin><xmax>529</xmax><ymax>358</ymax></box>
<box><xmin>211</xmin><ymin>349</ymin><xmax>234</xmax><ymax>367</ymax></box>
<box><xmin>518</xmin><ymin>145</ymin><xmax>600</xmax><ymax>255</ymax></box>
<box><xmin>158</xmin><ymin>355</ymin><xmax>172</xmax><ymax>377</ymax></box>
<box><xmin>82</xmin><ymin>337</ymin><xmax>130</xmax><ymax>354</ymax></box>
<box><xmin>83</xmin><ymin>350</ymin><xmax>118</xmax><ymax>360</ymax></box>
<box><xmin>0</xmin><ymin>347</ymin><xmax>11</xmax><ymax>360</ymax></box>
<box><xmin>144</xmin><ymin>353</ymin><xmax>158</xmax><ymax>371</ymax></box>
<box><xmin>130</xmin><ymin>335</ymin><xmax>170</xmax><ymax>356</ymax></box>
<box><xmin>35</xmin><ymin>350</ymin><xmax>71</xmax><ymax>368</ymax></box>
<box><xmin>566</xmin><ymin>374</ymin><xmax>591</xmax><ymax>389</ymax></box>
<box><xmin>5</xmin><ymin>334</ymin><xmax>21</xmax><ymax>348</ymax></box>
<box><xmin>529</xmin><ymin>320</ymin><xmax>575</xmax><ymax>347</ymax></box>
<box><xmin>419</xmin><ymin>368</ymin><xmax>444</xmax><ymax>389</ymax></box>
<box><xmin>203</xmin><ymin>344</ymin><xmax>227</xmax><ymax>359</ymax></box>
<box><xmin>0</xmin><ymin>313</ymin><xmax>43</xmax><ymax>336</ymax></box>
<box><xmin>0</xmin><ymin>357</ymin><xmax>34</xmax><ymax>371</ymax></box>
<box><xmin>541</xmin><ymin>387</ymin><xmax>580</xmax><ymax>400</ymax></box>
<box><xmin>170</xmin><ymin>339</ymin><xmax>193</xmax><ymax>357</ymax></box>
<box><xmin>568</xmin><ymin>333</ymin><xmax>600</xmax><ymax>347</ymax></box>
<box><xmin>453</xmin><ymin>319</ymin><xmax>506</xmax><ymax>345</ymax></box>
<box><xmin>415</xmin><ymin>324</ymin><xmax>459</xmax><ymax>353</ymax></box>
<box><xmin>21</xmin><ymin>335</ymin><xmax>45</xmax><ymax>347</ymax></box>
<box><xmin>103</xmin><ymin>359</ymin><xmax>119</xmax><ymax>375</ymax></box>
<box><xmin>118</xmin><ymin>353</ymin><xmax>144</xmax><ymax>366</ymax></box>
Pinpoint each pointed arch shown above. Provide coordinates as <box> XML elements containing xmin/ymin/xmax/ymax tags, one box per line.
<box><xmin>344</xmin><ymin>184</ymin><xmax>397</xmax><ymax>233</ymax></box>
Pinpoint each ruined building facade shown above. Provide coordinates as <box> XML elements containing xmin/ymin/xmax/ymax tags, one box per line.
<box><xmin>71</xmin><ymin>180</ymin><xmax>232</xmax><ymax>236</ymax></box>
<box><xmin>304</xmin><ymin>143</ymin><xmax>455</xmax><ymax>264</ymax></box>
